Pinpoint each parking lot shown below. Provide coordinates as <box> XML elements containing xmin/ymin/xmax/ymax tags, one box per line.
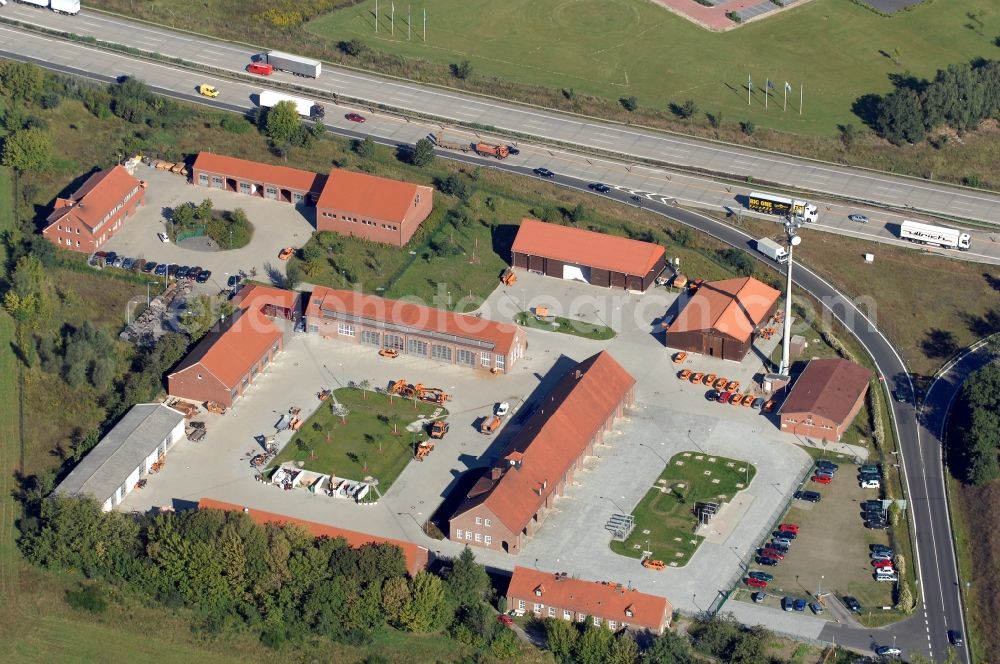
<box><xmin>99</xmin><ymin>165</ymin><xmax>314</xmax><ymax>293</ymax></box>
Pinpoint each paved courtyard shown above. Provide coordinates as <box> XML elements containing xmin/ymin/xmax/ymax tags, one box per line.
<box><xmin>101</xmin><ymin>165</ymin><xmax>315</xmax><ymax>292</ymax></box>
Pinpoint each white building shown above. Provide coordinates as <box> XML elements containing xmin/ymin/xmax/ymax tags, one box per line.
<box><xmin>54</xmin><ymin>403</ymin><xmax>185</xmax><ymax>511</ymax></box>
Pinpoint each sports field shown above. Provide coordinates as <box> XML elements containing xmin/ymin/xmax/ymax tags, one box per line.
<box><xmin>307</xmin><ymin>0</ymin><xmax>1000</xmax><ymax>136</ymax></box>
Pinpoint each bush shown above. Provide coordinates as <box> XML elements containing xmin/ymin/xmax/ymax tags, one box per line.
<box><xmin>437</xmin><ymin>174</ymin><xmax>469</xmax><ymax>199</ymax></box>
<box><xmin>408</xmin><ymin>138</ymin><xmax>435</xmax><ymax>167</ymax></box>
<box><xmin>707</xmin><ymin>111</ymin><xmax>723</xmax><ymax>129</ymax></box>
<box><xmin>338</xmin><ymin>39</ymin><xmax>368</xmax><ymax>57</ymax></box>
<box><xmin>450</xmin><ymin>60</ymin><xmax>473</xmax><ymax>80</ymax></box>
<box><xmin>354</xmin><ymin>136</ymin><xmax>377</xmax><ymax>159</ymax></box>
<box><xmin>220</xmin><ymin>115</ymin><xmax>253</xmax><ymax>134</ymax></box>
<box><xmin>65</xmin><ymin>584</ymin><xmax>108</xmax><ymax>613</ymax></box>
<box><xmin>620</xmin><ymin>96</ymin><xmax>638</xmax><ymax>112</ymax></box>
<box><xmin>740</xmin><ymin>120</ymin><xmax>756</xmax><ymax>136</ymax></box>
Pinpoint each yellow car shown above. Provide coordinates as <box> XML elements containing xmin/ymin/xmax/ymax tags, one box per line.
<box><xmin>198</xmin><ymin>84</ymin><xmax>219</xmax><ymax>98</ymax></box>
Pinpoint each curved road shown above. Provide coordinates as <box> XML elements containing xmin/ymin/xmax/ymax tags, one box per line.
<box><xmin>0</xmin><ymin>20</ymin><xmax>973</xmax><ymax>662</ymax></box>
<box><xmin>2</xmin><ymin>3</ymin><xmax>1000</xmax><ymax>228</ymax></box>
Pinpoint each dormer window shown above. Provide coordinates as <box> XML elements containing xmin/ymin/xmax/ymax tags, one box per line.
<box><xmin>534</xmin><ymin>585</ymin><xmax>544</xmax><ymax>597</ymax></box>
<box><xmin>625</xmin><ymin>607</ymin><xmax>634</xmax><ymax>617</ymax></box>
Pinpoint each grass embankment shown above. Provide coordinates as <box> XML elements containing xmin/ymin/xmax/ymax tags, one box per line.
<box><xmin>513</xmin><ymin>311</ymin><xmax>615</xmax><ymax>340</ymax></box>
<box><xmin>269</xmin><ymin>387</ymin><xmax>444</xmax><ymax>489</ymax></box>
<box><xmin>88</xmin><ymin>0</ymin><xmax>1000</xmax><ymax>187</ymax></box>
<box><xmin>610</xmin><ymin>452</ymin><xmax>756</xmax><ymax>566</ymax></box>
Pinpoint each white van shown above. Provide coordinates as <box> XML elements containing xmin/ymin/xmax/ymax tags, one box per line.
<box><xmin>860</xmin><ymin>479</ymin><xmax>881</xmax><ymax>489</ymax></box>
<box><xmin>875</xmin><ymin>572</ymin><xmax>899</xmax><ymax>582</ymax></box>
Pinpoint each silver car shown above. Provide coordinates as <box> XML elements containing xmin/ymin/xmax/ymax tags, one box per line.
<box><xmin>849</xmin><ymin>213</ymin><xmax>870</xmax><ymax>224</ymax></box>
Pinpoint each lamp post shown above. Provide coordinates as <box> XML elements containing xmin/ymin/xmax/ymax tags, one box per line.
<box><xmin>818</xmin><ymin>575</ymin><xmax>824</xmax><ymax>597</ymax></box>
<box><xmin>778</xmin><ymin>218</ymin><xmax>802</xmax><ymax>377</ymax></box>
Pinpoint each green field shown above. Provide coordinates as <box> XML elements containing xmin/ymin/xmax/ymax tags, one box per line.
<box><xmin>307</xmin><ymin>0</ymin><xmax>1000</xmax><ymax>136</ymax></box>
<box><xmin>611</xmin><ymin>451</ymin><xmax>756</xmax><ymax>566</ymax></box>
<box><xmin>268</xmin><ymin>387</ymin><xmax>444</xmax><ymax>489</ymax></box>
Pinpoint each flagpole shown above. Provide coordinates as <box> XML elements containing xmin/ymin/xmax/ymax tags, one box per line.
<box><xmin>748</xmin><ymin>74</ymin><xmax>751</xmax><ymax>105</ymax></box>
<box><xmin>391</xmin><ymin>2</ymin><xmax>395</xmax><ymax>36</ymax></box>
<box><xmin>800</xmin><ymin>84</ymin><xmax>803</xmax><ymax>116</ymax></box>
<box><xmin>375</xmin><ymin>0</ymin><xmax>378</xmax><ymax>32</ymax></box>
<box><xmin>765</xmin><ymin>78</ymin><xmax>768</xmax><ymax>109</ymax></box>
<box><xmin>423</xmin><ymin>8</ymin><xmax>426</xmax><ymax>41</ymax></box>
<box><xmin>408</xmin><ymin>4</ymin><xmax>411</xmax><ymax>40</ymax></box>
<box><xmin>783</xmin><ymin>85</ymin><xmax>787</xmax><ymax>112</ymax></box>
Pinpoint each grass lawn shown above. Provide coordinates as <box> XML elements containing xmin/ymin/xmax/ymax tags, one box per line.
<box><xmin>513</xmin><ymin>311</ymin><xmax>615</xmax><ymax>340</ymax></box>
<box><xmin>610</xmin><ymin>451</ymin><xmax>756</xmax><ymax>567</ymax></box>
<box><xmin>306</xmin><ymin>0</ymin><xmax>1000</xmax><ymax>137</ymax></box>
<box><xmin>269</xmin><ymin>387</ymin><xmax>445</xmax><ymax>488</ymax></box>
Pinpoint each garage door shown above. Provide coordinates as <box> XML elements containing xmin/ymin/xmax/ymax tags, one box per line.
<box><xmin>562</xmin><ymin>264</ymin><xmax>591</xmax><ymax>283</ymax></box>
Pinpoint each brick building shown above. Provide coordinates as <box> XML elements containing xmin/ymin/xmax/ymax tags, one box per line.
<box><xmin>665</xmin><ymin>276</ymin><xmax>780</xmax><ymax>361</ymax></box>
<box><xmin>191</xmin><ymin>152</ymin><xmax>325</xmax><ymax>205</ymax></box>
<box><xmin>304</xmin><ymin>287</ymin><xmax>526</xmax><ymax>374</ymax></box>
<box><xmin>449</xmin><ymin>352</ymin><xmax>635</xmax><ymax>553</ymax></box>
<box><xmin>316</xmin><ymin>169</ymin><xmax>433</xmax><ymax>247</ymax></box>
<box><xmin>167</xmin><ymin>287</ymin><xmax>294</xmax><ymax>407</ymax></box>
<box><xmin>42</xmin><ymin>165</ymin><xmax>145</xmax><ymax>252</ymax></box>
<box><xmin>506</xmin><ymin>567</ymin><xmax>672</xmax><ymax>634</ymax></box>
<box><xmin>778</xmin><ymin>358</ymin><xmax>873</xmax><ymax>442</ymax></box>
<box><xmin>510</xmin><ymin>218</ymin><xmax>666</xmax><ymax>291</ymax></box>
<box><xmin>199</xmin><ymin>499</ymin><xmax>429</xmax><ymax>576</ymax></box>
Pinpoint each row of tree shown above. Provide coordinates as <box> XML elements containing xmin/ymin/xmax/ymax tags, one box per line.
<box><xmin>955</xmin><ymin>362</ymin><xmax>1000</xmax><ymax>485</ymax></box>
<box><xmin>870</xmin><ymin>59</ymin><xmax>1000</xmax><ymax>145</ymax></box>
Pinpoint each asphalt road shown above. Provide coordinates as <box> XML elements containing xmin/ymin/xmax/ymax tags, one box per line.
<box><xmin>3</xmin><ymin>3</ymin><xmax>1000</xmax><ymax>230</ymax></box>
<box><xmin>0</xmin><ymin>10</ymin><xmax>974</xmax><ymax>661</ymax></box>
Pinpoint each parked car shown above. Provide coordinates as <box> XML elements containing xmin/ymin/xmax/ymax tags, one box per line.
<box><xmin>729</xmin><ymin>393</ymin><xmax>744</xmax><ymax>405</ymax></box>
<box><xmin>809</xmin><ymin>602</ymin><xmax>823</xmax><ymax>615</ymax></box>
<box><xmin>860</xmin><ymin>464</ymin><xmax>880</xmax><ymax>474</ymax></box>
<box><xmin>773</xmin><ymin>537</ymin><xmax>793</xmax><ymax>547</ymax></box>
<box><xmin>678</xmin><ymin>369</ymin><xmax>692</xmax><ymax>380</ymax></box>
<box><xmin>793</xmin><ymin>599</ymin><xmax>807</xmax><ymax>612</ymax></box>
<box><xmin>812</xmin><ymin>475</ymin><xmax>832</xmax><ymax>485</ymax></box>
<box><xmin>814</xmin><ymin>468</ymin><xmax>835</xmax><ymax>478</ymax></box>
<box><xmin>157</xmin><ymin>232</ymin><xmax>170</xmax><ymax>243</ymax></box>
<box><xmin>794</xmin><ymin>490</ymin><xmax>821</xmax><ymax>502</ymax></box>
<box><xmin>690</xmin><ymin>372</ymin><xmax>704</xmax><ymax>384</ymax></box>
<box><xmin>751</xmin><ymin>591</ymin><xmax>767</xmax><ymax>604</ymax></box>
<box><xmin>781</xmin><ymin>597</ymin><xmax>794</xmax><ymax>611</ymax></box>
<box><xmin>227</xmin><ymin>274</ymin><xmax>241</xmax><ymax>288</ymax></box>
<box><xmin>154</xmin><ymin>263</ymin><xmax>168</xmax><ymax>276</ymax></box>
<box><xmin>865</xmin><ymin>519</ymin><xmax>889</xmax><ymax>530</ymax></box>
<box><xmin>745</xmin><ymin>577</ymin><xmax>768</xmax><ymax>589</ymax></box>
<box><xmin>762</xmin><ymin>399</ymin><xmax>776</xmax><ymax>413</ymax></box>
<box><xmin>142</xmin><ymin>261</ymin><xmax>157</xmax><ymax>273</ymax></box>
<box><xmin>860</xmin><ymin>479</ymin><xmax>881</xmax><ymax>489</ymax></box>
<box><xmin>815</xmin><ymin>460</ymin><xmax>839</xmax><ymax>472</ymax></box>
<box><xmin>748</xmin><ymin>571</ymin><xmax>773</xmax><ymax>582</ymax></box>
<box><xmin>871</xmin><ymin>543</ymin><xmax>893</xmax><ymax>554</ymax></box>
<box><xmin>948</xmin><ymin>630</ymin><xmax>964</xmax><ymax>646</ymax></box>
<box><xmin>703</xmin><ymin>373</ymin><xmax>717</xmax><ymax>386</ymax></box>
<box><xmin>176</xmin><ymin>266</ymin><xmax>191</xmax><ymax>279</ymax></box>
<box><xmin>760</xmin><ymin>548</ymin><xmax>784</xmax><ymax>560</ymax></box>
<box><xmin>495</xmin><ymin>402</ymin><xmax>510</xmax><ymax>417</ymax></box>
<box><xmin>196</xmin><ymin>270</ymin><xmax>211</xmax><ymax>283</ymax></box>
<box><xmin>705</xmin><ymin>389</ymin><xmax>720</xmax><ymax>401</ymax></box>
<box><xmin>751</xmin><ymin>397</ymin><xmax>765</xmax><ymax>409</ymax></box>
<box><xmin>130</xmin><ymin>258</ymin><xmax>146</xmax><ymax>272</ymax></box>
<box><xmin>533</xmin><ymin>167</ymin><xmax>554</xmax><ymax>178</ymax></box>
<box><xmin>778</xmin><ymin>523</ymin><xmax>799</xmax><ymax>534</ymax></box>
<box><xmin>768</xmin><ymin>541</ymin><xmax>789</xmax><ymax>553</ymax></box>
<box><xmin>875</xmin><ymin>572</ymin><xmax>899</xmax><ymax>582</ymax></box>
<box><xmin>89</xmin><ymin>251</ymin><xmax>107</xmax><ymax>266</ymax></box>
<box><xmin>757</xmin><ymin>556</ymin><xmax>779</xmax><ymax>566</ymax></box>
<box><xmin>497</xmin><ymin>614</ymin><xmax>513</xmax><ymax>627</ymax></box>
<box><xmin>872</xmin><ymin>559</ymin><xmax>894</xmax><ymax>569</ymax></box>
<box><xmin>111</xmin><ymin>255</ymin><xmax>126</xmax><ymax>268</ymax></box>
<box><xmin>843</xmin><ymin>596</ymin><xmax>862</xmax><ymax>613</ymax></box>
<box><xmin>875</xmin><ymin>646</ymin><xmax>901</xmax><ymax>656</ymax></box>
<box><xmin>871</xmin><ymin>552</ymin><xmax>893</xmax><ymax>561</ymax></box>
<box><xmin>775</xmin><ymin>530</ymin><xmax>797</xmax><ymax>540</ymax></box>
<box><xmin>672</xmin><ymin>351</ymin><xmax>687</xmax><ymax>364</ymax></box>
<box><xmin>718</xmin><ymin>391</ymin><xmax>731</xmax><ymax>403</ymax></box>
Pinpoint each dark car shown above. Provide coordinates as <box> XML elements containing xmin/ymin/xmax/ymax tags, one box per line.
<box><xmin>533</xmin><ymin>167</ymin><xmax>554</xmax><ymax>178</ymax></box>
<box><xmin>175</xmin><ymin>266</ymin><xmax>190</xmax><ymax>279</ymax></box>
<box><xmin>142</xmin><ymin>261</ymin><xmax>157</xmax><ymax>273</ymax></box>
<box><xmin>506</xmin><ymin>146</ymin><xmax>520</xmax><ymax>156</ymax></box>
<box><xmin>227</xmin><ymin>274</ymin><xmax>241</xmax><ymax>288</ymax></box>
<box><xmin>104</xmin><ymin>251</ymin><xmax>118</xmax><ymax>266</ymax></box>
<box><xmin>894</xmin><ymin>381</ymin><xmax>913</xmax><ymax>403</ymax></box>
<box><xmin>843</xmin><ymin>596</ymin><xmax>862</xmax><ymax>613</ymax></box>
<box><xmin>166</xmin><ymin>264</ymin><xmax>179</xmax><ymax>278</ymax></box>
<box><xmin>89</xmin><ymin>251</ymin><xmax>107</xmax><ymax>266</ymax></box>
<box><xmin>809</xmin><ymin>602</ymin><xmax>823</xmax><ymax>615</ymax></box>
<box><xmin>948</xmin><ymin>630</ymin><xmax>964</xmax><ymax>646</ymax></box>
<box><xmin>751</xmin><ymin>591</ymin><xmax>767</xmax><ymax>604</ymax></box>
<box><xmin>781</xmin><ymin>597</ymin><xmax>794</xmax><ymax>611</ymax></box>
<box><xmin>188</xmin><ymin>266</ymin><xmax>203</xmax><ymax>279</ymax></box>
<box><xmin>757</xmin><ymin>556</ymin><xmax>779</xmax><ymax>566</ymax></box>
<box><xmin>776</xmin><ymin>530</ymin><xmax>797</xmax><ymax>540</ymax></box>
<box><xmin>794</xmin><ymin>490</ymin><xmax>821</xmax><ymax>502</ymax></box>
<box><xmin>863</xmin><ymin>500</ymin><xmax>885</xmax><ymax>511</ymax></box>
<box><xmin>589</xmin><ymin>183</ymin><xmax>611</xmax><ymax>193</ymax></box>
<box><xmin>196</xmin><ymin>269</ymin><xmax>211</xmax><ymax>283</ymax></box>
<box><xmin>706</xmin><ymin>389</ymin><xmax>720</xmax><ymax>401</ymax></box>
<box><xmin>793</xmin><ymin>598</ymin><xmax>807</xmax><ymax>612</ymax></box>
<box><xmin>748</xmin><ymin>571</ymin><xmax>773</xmax><ymax>582</ymax></box>
<box><xmin>768</xmin><ymin>541</ymin><xmax>789</xmax><ymax>553</ymax></box>
<box><xmin>814</xmin><ymin>468</ymin><xmax>835</xmax><ymax>478</ymax></box>
<box><xmin>865</xmin><ymin>519</ymin><xmax>889</xmax><ymax>530</ymax></box>
<box><xmin>860</xmin><ymin>464</ymin><xmax>880</xmax><ymax>474</ymax></box>
<box><xmin>154</xmin><ymin>263</ymin><xmax>168</xmax><ymax>276</ymax></box>
<box><xmin>345</xmin><ymin>113</ymin><xmax>366</xmax><ymax>123</ymax></box>
<box><xmin>815</xmin><ymin>460</ymin><xmax>839</xmax><ymax>472</ymax></box>
<box><xmin>871</xmin><ymin>543</ymin><xmax>893</xmax><ymax>554</ymax></box>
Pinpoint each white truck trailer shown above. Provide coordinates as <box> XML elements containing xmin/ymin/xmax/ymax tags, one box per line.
<box><xmin>747</xmin><ymin>191</ymin><xmax>819</xmax><ymax>223</ymax></box>
<box><xmin>899</xmin><ymin>220</ymin><xmax>971</xmax><ymax>250</ymax></box>
<box><xmin>15</xmin><ymin>0</ymin><xmax>80</xmax><ymax>14</ymax></box>
<box><xmin>265</xmin><ymin>51</ymin><xmax>322</xmax><ymax>78</ymax></box>
<box><xmin>755</xmin><ymin>237</ymin><xmax>789</xmax><ymax>263</ymax></box>
<box><xmin>258</xmin><ymin>90</ymin><xmax>325</xmax><ymax>121</ymax></box>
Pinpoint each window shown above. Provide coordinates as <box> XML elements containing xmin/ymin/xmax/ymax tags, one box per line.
<box><xmin>475</xmin><ymin>517</ymin><xmax>482</xmax><ymax>525</ymax></box>
<box><xmin>548</xmin><ymin>607</ymin><xmax>556</xmax><ymax>617</ymax></box>
<box><xmin>518</xmin><ymin>600</ymin><xmax>526</xmax><ymax>611</ymax></box>
<box><xmin>361</xmin><ymin>330</ymin><xmax>380</xmax><ymax>346</ymax></box>
<box><xmin>465</xmin><ymin>530</ymin><xmax>471</xmax><ymax>540</ymax></box>
<box><xmin>456</xmin><ymin>529</ymin><xmax>463</xmax><ymax>540</ymax></box>
<box><xmin>384</xmin><ymin>334</ymin><xmax>404</xmax><ymax>351</ymax></box>
<box><xmin>431</xmin><ymin>344</ymin><xmax>452</xmax><ymax>362</ymax></box>
<box><xmin>239</xmin><ymin>182</ymin><xmax>251</xmax><ymax>194</ymax></box>
<box><xmin>337</xmin><ymin>322</ymin><xmax>355</xmax><ymax>337</ymax></box>
<box><xmin>533</xmin><ymin>603</ymin><xmax>543</xmax><ymax>613</ymax></box>
<box><xmin>563</xmin><ymin>610</ymin><xmax>572</xmax><ymax>621</ymax></box>
<box><xmin>496</xmin><ymin>355</ymin><xmax>506</xmax><ymax>371</ymax></box>
<box><xmin>481</xmin><ymin>351</ymin><xmax>492</xmax><ymax>367</ymax></box>
<box><xmin>212</xmin><ymin>176</ymin><xmax>223</xmax><ymax>188</ymax></box>
<box><xmin>456</xmin><ymin>349</ymin><xmax>475</xmax><ymax>366</ymax></box>
<box><xmin>625</xmin><ymin>608</ymin><xmax>633</xmax><ymax>618</ymax></box>
<box><xmin>408</xmin><ymin>339</ymin><xmax>428</xmax><ymax>356</ymax></box>
<box><xmin>592</xmin><ymin>617</ymin><xmax>602</xmax><ymax>627</ymax></box>
<box><xmin>309</xmin><ymin>324</ymin><xmax>319</xmax><ymax>333</ymax></box>
<box><xmin>608</xmin><ymin>621</ymin><xmax>617</xmax><ymax>630</ymax></box>
<box><xmin>484</xmin><ymin>519</ymin><xmax>492</xmax><ymax>527</ymax></box>
<box><xmin>199</xmin><ymin>174</ymin><xmax>208</xmax><ymax>185</ymax></box>
<box><xmin>484</xmin><ymin>535</ymin><xmax>492</xmax><ymax>545</ymax></box>
<box><xmin>474</xmin><ymin>533</ymin><xmax>481</xmax><ymax>542</ymax></box>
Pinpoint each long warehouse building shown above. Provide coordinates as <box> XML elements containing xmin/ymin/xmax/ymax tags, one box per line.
<box><xmin>511</xmin><ymin>218</ymin><xmax>666</xmax><ymax>291</ymax></box>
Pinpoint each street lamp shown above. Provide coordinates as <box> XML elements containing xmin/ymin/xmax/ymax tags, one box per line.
<box><xmin>818</xmin><ymin>575</ymin><xmax>824</xmax><ymax>597</ymax></box>
<box><xmin>778</xmin><ymin>219</ymin><xmax>802</xmax><ymax>377</ymax></box>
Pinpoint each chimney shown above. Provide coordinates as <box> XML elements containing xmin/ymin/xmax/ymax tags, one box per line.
<box><xmin>542</xmin><ymin>479</ymin><xmax>548</xmax><ymax>490</ymax></box>
<box><xmin>490</xmin><ymin>467</ymin><xmax>502</xmax><ymax>481</ymax></box>
<box><xmin>574</xmin><ymin>369</ymin><xmax>582</xmax><ymax>379</ymax></box>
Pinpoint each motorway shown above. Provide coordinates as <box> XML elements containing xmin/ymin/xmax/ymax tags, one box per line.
<box><xmin>2</xmin><ymin>3</ymin><xmax>1000</xmax><ymax>235</ymax></box>
<box><xmin>0</xmin><ymin>7</ymin><xmax>978</xmax><ymax>661</ymax></box>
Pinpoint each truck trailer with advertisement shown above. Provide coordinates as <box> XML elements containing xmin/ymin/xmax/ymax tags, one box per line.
<box><xmin>16</xmin><ymin>0</ymin><xmax>80</xmax><ymax>13</ymax></box>
<box><xmin>258</xmin><ymin>90</ymin><xmax>325</xmax><ymax>121</ymax></box>
<box><xmin>747</xmin><ymin>191</ymin><xmax>819</xmax><ymax>223</ymax></box>
<box><xmin>264</xmin><ymin>51</ymin><xmax>322</xmax><ymax>78</ymax></box>
<box><xmin>755</xmin><ymin>237</ymin><xmax>789</xmax><ymax>263</ymax></box>
<box><xmin>899</xmin><ymin>220</ymin><xmax>971</xmax><ymax>250</ymax></box>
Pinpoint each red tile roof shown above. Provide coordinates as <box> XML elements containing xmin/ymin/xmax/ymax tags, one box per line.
<box><xmin>198</xmin><ymin>499</ymin><xmax>428</xmax><ymax>576</ymax></box>
<box><xmin>456</xmin><ymin>352</ymin><xmax>635</xmax><ymax>534</ymax></box>
<box><xmin>306</xmin><ymin>287</ymin><xmax>523</xmax><ymax>355</ymax></box>
<box><xmin>668</xmin><ymin>277</ymin><xmax>779</xmax><ymax>342</ymax></box>
<box><xmin>44</xmin><ymin>165</ymin><xmax>142</xmax><ymax>232</ymax></box>
<box><xmin>779</xmin><ymin>358</ymin><xmax>873</xmax><ymax>424</ymax></box>
<box><xmin>169</xmin><ymin>307</ymin><xmax>282</xmax><ymax>388</ymax></box>
<box><xmin>507</xmin><ymin>566</ymin><xmax>670</xmax><ymax>632</ymax></box>
<box><xmin>511</xmin><ymin>218</ymin><xmax>665</xmax><ymax>276</ymax></box>
<box><xmin>193</xmin><ymin>152</ymin><xmax>326</xmax><ymax>193</ymax></box>
<box><xmin>235</xmin><ymin>284</ymin><xmax>301</xmax><ymax>313</ymax></box>
<box><xmin>317</xmin><ymin>169</ymin><xmax>432</xmax><ymax>225</ymax></box>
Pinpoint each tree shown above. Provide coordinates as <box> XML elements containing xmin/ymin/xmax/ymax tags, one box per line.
<box><xmin>620</xmin><ymin>96</ymin><xmax>638</xmax><ymax>112</ymax></box>
<box><xmin>608</xmin><ymin>631</ymin><xmax>640</xmax><ymax>664</ymax></box>
<box><xmin>707</xmin><ymin>110</ymin><xmax>723</xmax><ymax>129</ymax></box>
<box><xmin>490</xmin><ymin>627</ymin><xmax>520</xmax><ymax>659</ymax></box>
<box><xmin>339</xmin><ymin>39</ymin><xmax>369</xmax><ymax>57</ymax></box>
<box><xmin>1</xmin><ymin>128</ymin><xmax>52</xmax><ymax>172</ymax></box>
<box><xmin>400</xmin><ymin>571</ymin><xmax>449</xmax><ymax>632</ymax></box>
<box><xmin>445</xmin><ymin>546</ymin><xmax>492</xmax><ymax>610</ymax></box>
<box><xmin>545</xmin><ymin>618</ymin><xmax>579</xmax><ymax>662</ymax></box>
<box><xmin>677</xmin><ymin>99</ymin><xmax>698</xmax><ymax>119</ymax></box>
<box><xmin>381</xmin><ymin>576</ymin><xmax>411</xmax><ymax>626</ymax></box>
<box><xmin>876</xmin><ymin>88</ymin><xmax>925</xmax><ymax>145</ymax></box>
<box><xmin>409</xmin><ymin>138</ymin><xmax>435</xmax><ymax>167</ymax></box>
<box><xmin>0</xmin><ymin>61</ymin><xmax>43</xmax><ymax>101</ymax></box>
<box><xmin>437</xmin><ymin>174</ymin><xmax>469</xmax><ymax>199</ymax></box>
<box><xmin>730</xmin><ymin>626</ymin><xmax>769</xmax><ymax>664</ymax></box>
<box><xmin>265</xmin><ymin>100</ymin><xmax>303</xmax><ymax>146</ymax></box>
<box><xmin>642</xmin><ymin>629</ymin><xmax>697</xmax><ymax>664</ymax></box>
<box><xmin>574</xmin><ymin>623</ymin><xmax>614</xmax><ymax>664</ymax></box>
<box><xmin>739</xmin><ymin>120</ymin><xmax>756</xmax><ymax>136</ymax></box>
<box><xmin>450</xmin><ymin>60</ymin><xmax>473</xmax><ymax>80</ymax></box>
